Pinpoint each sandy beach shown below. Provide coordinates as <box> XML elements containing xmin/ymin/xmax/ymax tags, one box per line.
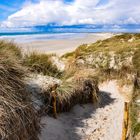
<box><xmin>19</xmin><ymin>33</ymin><xmax>113</xmax><ymax>55</ymax></box>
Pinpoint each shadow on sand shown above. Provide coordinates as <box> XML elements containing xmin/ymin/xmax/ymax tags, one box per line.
<box><xmin>40</xmin><ymin>91</ymin><xmax>115</xmax><ymax>140</ymax></box>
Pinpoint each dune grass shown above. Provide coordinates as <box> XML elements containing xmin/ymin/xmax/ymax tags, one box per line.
<box><xmin>133</xmin><ymin>47</ymin><xmax>140</xmax><ymax>74</ymax></box>
<box><xmin>63</xmin><ymin>34</ymin><xmax>140</xmax><ymax>59</ymax></box>
<box><xmin>44</xmin><ymin>75</ymin><xmax>99</xmax><ymax>115</ymax></box>
<box><xmin>129</xmin><ymin>46</ymin><xmax>140</xmax><ymax>138</ymax></box>
<box><xmin>0</xmin><ymin>41</ymin><xmax>39</xmax><ymax>140</ymax></box>
<box><xmin>0</xmin><ymin>40</ymin><xmax>22</xmax><ymax>58</ymax></box>
<box><xmin>130</xmin><ymin>85</ymin><xmax>140</xmax><ymax>138</ymax></box>
<box><xmin>24</xmin><ymin>52</ymin><xmax>62</xmax><ymax>78</ymax></box>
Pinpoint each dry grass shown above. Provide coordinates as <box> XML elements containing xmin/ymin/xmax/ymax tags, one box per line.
<box><xmin>24</xmin><ymin>52</ymin><xmax>62</xmax><ymax>78</ymax></box>
<box><xmin>61</xmin><ymin>51</ymin><xmax>75</xmax><ymax>59</ymax></box>
<box><xmin>61</xmin><ymin>58</ymin><xmax>78</xmax><ymax>80</ymax></box>
<box><xmin>0</xmin><ymin>40</ymin><xmax>22</xmax><ymax>58</ymax></box>
<box><xmin>133</xmin><ymin>47</ymin><xmax>140</xmax><ymax>74</ymax></box>
<box><xmin>129</xmin><ymin>74</ymin><xmax>140</xmax><ymax>139</ymax></box>
<box><xmin>0</xmin><ymin>41</ymin><xmax>39</xmax><ymax>140</ymax></box>
<box><xmin>42</xmin><ymin>72</ymin><xmax>99</xmax><ymax>114</ymax></box>
<box><xmin>129</xmin><ymin>45</ymin><xmax>140</xmax><ymax>139</ymax></box>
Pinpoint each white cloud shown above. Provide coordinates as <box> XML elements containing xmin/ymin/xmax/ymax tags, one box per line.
<box><xmin>1</xmin><ymin>0</ymin><xmax>140</xmax><ymax>28</ymax></box>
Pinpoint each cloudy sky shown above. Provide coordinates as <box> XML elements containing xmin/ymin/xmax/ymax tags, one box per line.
<box><xmin>0</xmin><ymin>0</ymin><xmax>140</xmax><ymax>32</ymax></box>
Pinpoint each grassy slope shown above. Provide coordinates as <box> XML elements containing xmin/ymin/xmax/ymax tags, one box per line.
<box><xmin>63</xmin><ymin>34</ymin><xmax>140</xmax><ymax>58</ymax></box>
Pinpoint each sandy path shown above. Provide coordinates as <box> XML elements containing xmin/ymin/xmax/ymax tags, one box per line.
<box><xmin>39</xmin><ymin>81</ymin><xmax>124</xmax><ymax>140</ymax></box>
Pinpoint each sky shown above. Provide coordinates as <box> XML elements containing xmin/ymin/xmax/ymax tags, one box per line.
<box><xmin>0</xmin><ymin>0</ymin><xmax>140</xmax><ymax>33</ymax></box>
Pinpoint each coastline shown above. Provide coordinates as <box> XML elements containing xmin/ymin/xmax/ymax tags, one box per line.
<box><xmin>18</xmin><ymin>33</ymin><xmax>114</xmax><ymax>55</ymax></box>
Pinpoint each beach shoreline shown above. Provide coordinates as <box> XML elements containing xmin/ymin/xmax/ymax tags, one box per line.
<box><xmin>18</xmin><ymin>33</ymin><xmax>114</xmax><ymax>55</ymax></box>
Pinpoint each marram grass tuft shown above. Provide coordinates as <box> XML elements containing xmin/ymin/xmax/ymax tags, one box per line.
<box><xmin>0</xmin><ymin>41</ymin><xmax>40</xmax><ymax>140</ymax></box>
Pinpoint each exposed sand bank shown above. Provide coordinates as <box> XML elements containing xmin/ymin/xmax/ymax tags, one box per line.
<box><xmin>39</xmin><ymin>81</ymin><xmax>124</xmax><ymax>140</ymax></box>
<box><xmin>19</xmin><ymin>33</ymin><xmax>114</xmax><ymax>55</ymax></box>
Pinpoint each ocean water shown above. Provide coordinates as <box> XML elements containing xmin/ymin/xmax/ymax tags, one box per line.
<box><xmin>0</xmin><ymin>33</ymin><xmax>88</xmax><ymax>43</ymax></box>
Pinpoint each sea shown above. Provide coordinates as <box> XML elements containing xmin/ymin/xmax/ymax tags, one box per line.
<box><xmin>0</xmin><ymin>32</ymin><xmax>88</xmax><ymax>43</ymax></box>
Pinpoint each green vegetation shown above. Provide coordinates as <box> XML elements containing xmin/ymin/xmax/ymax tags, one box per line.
<box><xmin>24</xmin><ymin>52</ymin><xmax>62</xmax><ymax>77</ymax></box>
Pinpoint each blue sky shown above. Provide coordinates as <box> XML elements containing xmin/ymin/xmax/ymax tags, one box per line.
<box><xmin>0</xmin><ymin>0</ymin><xmax>140</xmax><ymax>32</ymax></box>
<box><xmin>0</xmin><ymin>0</ymin><xmax>39</xmax><ymax>21</ymax></box>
